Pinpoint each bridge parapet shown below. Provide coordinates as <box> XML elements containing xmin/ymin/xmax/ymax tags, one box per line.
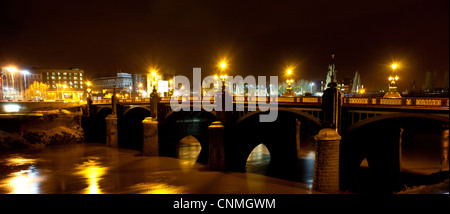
<box><xmin>344</xmin><ymin>97</ymin><xmax>449</xmax><ymax>108</ymax></box>
<box><xmin>91</xmin><ymin>96</ymin><xmax>449</xmax><ymax>109</ymax></box>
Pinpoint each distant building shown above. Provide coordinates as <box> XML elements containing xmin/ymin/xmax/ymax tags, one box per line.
<box><xmin>91</xmin><ymin>72</ymin><xmax>133</xmax><ymax>99</ymax></box>
<box><xmin>25</xmin><ymin>72</ymin><xmax>43</xmax><ymax>87</ymax></box>
<box><xmin>90</xmin><ymin>71</ymin><xmax>174</xmax><ymax>99</ymax></box>
<box><xmin>34</xmin><ymin>67</ymin><xmax>85</xmax><ymax>101</ymax></box>
<box><xmin>340</xmin><ymin>78</ymin><xmax>353</xmax><ymax>94</ymax></box>
<box><xmin>146</xmin><ymin>72</ymin><xmax>174</xmax><ymax>97</ymax></box>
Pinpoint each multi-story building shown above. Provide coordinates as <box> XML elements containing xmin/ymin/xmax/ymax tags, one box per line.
<box><xmin>34</xmin><ymin>67</ymin><xmax>85</xmax><ymax>101</ymax></box>
<box><xmin>91</xmin><ymin>72</ymin><xmax>134</xmax><ymax>99</ymax></box>
<box><xmin>90</xmin><ymin>71</ymin><xmax>174</xmax><ymax>99</ymax></box>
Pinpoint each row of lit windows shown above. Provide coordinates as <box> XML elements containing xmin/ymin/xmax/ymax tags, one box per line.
<box><xmin>46</xmin><ymin>72</ymin><xmax>83</xmax><ymax>76</ymax></box>
<box><xmin>47</xmin><ymin>76</ymin><xmax>82</xmax><ymax>80</ymax></box>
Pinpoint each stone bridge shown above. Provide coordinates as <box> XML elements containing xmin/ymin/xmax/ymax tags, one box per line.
<box><xmin>84</xmin><ymin>93</ymin><xmax>449</xmax><ymax>193</ymax></box>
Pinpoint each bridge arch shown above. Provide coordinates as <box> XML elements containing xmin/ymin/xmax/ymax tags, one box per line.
<box><xmin>228</xmin><ymin>108</ymin><xmax>321</xmax><ymax>172</ymax></box>
<box><xmin>236</xmin><ymin>107</ymin><xmax>320</xmax><ymax>126</ymax></box>
<box><xmin>164</xmin><ymin>108</ymin><xmax>217</xmax><ymax>121</ymax></box>
<box><xmin>118</xmin><ymin>106</ymin><xmax>151</xmax><ymax>150</ymax></box>
<box><xmin>347</xmin><ymin>112</ymin><xmax>449</xmax><ymax>133</ymax></box>
<box><xmin>96</xmin><ymin>106</ymin><xmax>112</xmax><ymax>115</ymax></box>
<box><xmin>123</xmin><ymin>106</ymin><xmax>151</xmax><ymax>117</ymax></box>
<box><xmin>158</xmin><ymin>109</ymin><xmax>218</xmax><ymax>163</ymax></box>
<box><xmin>85</xmin><ymin>107</ymin><xmax>112</xmax><ymax>143</ymax></box>
<box><xmin>342</xmin><ymin>112</ymin><xmax>449</xmax><ymax>193</ymax></box>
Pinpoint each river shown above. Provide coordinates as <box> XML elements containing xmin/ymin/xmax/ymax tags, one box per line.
<box><xmin>0</xmin><ymin>128</ymin><xmax>447</xmax><ymax>194</ymax></box>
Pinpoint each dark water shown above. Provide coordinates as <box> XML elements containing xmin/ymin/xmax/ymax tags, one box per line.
<box><xmin>176</xmin><ymin>128</ymin><xmax>449</xmax><ymax>192</ymax></box>
<box><xmin>0</xmin><ymin>143</ymin><xmax>314</xmax><ymax>194</ymax></box>
<box><xmin>0</xmin><ymin>128</ymin><xmax>447</xmax><ymax>194</ymax></box>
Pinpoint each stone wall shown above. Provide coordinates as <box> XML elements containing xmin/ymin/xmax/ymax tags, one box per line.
<box><xmin>0</xmin><ymin>113</ymin><xmax>84</xmax><ymax>152</ymax></box>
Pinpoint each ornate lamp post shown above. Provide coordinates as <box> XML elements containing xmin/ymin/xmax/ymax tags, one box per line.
<box><xmin>283</xmin><ymin>68</ymin><xmax>296</xmax><ymax>97</ymax></box>
<box><xmin>86</xmin><ymin>81</ymin><xmax>92</xmax><ymax>98</ymax></box>
<box><xmin>383</xmin><ymin>63</ymin><xmax>402</xmax><ymax>98</ymax></box>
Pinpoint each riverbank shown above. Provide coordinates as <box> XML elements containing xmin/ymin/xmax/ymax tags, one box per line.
<box><xmin>397</xmin><ymin>177</ymin><xmax>449</xmax><ymax>194</ymax></box>
<box><xmin>0</xmin><ymin>113</ymin><xmax>84</xmax><ymax>152</ymax></box>
<box><xmin>0</xmin><ymin>125</ymin><xmax>84</xmax><ymax>151</ymax></box>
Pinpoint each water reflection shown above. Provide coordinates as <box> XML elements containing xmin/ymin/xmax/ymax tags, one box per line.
<box><xmin>441</xmin><ymin>129</ymin><xmax>449</xmax><ymax>172</ymax></box>
<box><xmin>245</xmin><ymin>142</ymin><xmax>315</xmax><ymax>185</ymax></box>
<box><xmin>131</xmin><ymin>183</ymin><xmax>186</xmax><ymax>194</ymax></box>
<box><xmin>177</xmin><ymin>136</ymin><xmax>202</xmax><ymax>163</ymax></box>
<box><xmin>246</xmin><ymin>144</ymin><xmax>271</xmax><ymax>174</ymax></box>
<box><xmin>6</xmin><ymin>166</ymin><xmax>42</xmax><ymax>194</ymax></box>
<box><xmin>0</xmin><ymin>156</ymin><xmax>42</xmax><ymax>194</ymax></box>
<box><xmin>74</xmin><ymin>158</ymin><xmax>107</xmax><ymax>194</ymax></box>
<box><xmin>3</xmin><ymin>156</ymin><xmax>40</xmax><ymax>166</ymax></box>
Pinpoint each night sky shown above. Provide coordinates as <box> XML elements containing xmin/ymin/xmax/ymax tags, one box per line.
<box><xmin>1</xmin><ymin>0</ymin><xmax>448</xmax><ymax>91</ymax></box>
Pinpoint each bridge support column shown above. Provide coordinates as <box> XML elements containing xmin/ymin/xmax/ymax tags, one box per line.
<box><xmin>105</xmin><ymin>114</ymin><xmax>118</xmax><ymax>148</ymax></box>
<box><xmin>296</xmin><ymin>119</ymin><xmax>301</xmax><ymax>159</ymax></box>
<box><xmin>313</xmin><ymin>128</ymin><xmax>341</xmax><ymax>193</ymax></box>
<box><xmin>142</xmin><ymin>117</ymin><xmax>159</xmax><ymax>156</ymax></box>
<box><xmin>208</xmin><ymin>121</ymin><xmax>225</xmax><ymax>170</ymax></box>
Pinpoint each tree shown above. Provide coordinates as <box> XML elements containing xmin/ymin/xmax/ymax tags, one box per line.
<box><xmin>25</xmin><ymin>82</ymin><xmax>49</xmax><ymax>100</ymax></box>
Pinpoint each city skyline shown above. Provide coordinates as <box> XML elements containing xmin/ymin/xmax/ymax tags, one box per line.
<box><xmin>0</xmin><ymin>0</ymin><xmax>448</xmax><ymax>91</ymax></box>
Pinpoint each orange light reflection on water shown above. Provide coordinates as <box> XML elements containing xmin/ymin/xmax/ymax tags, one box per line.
<box><xmin>131</xmin><ymin>183</ymin><xmax>186</xmax><ymax>194</ymax></box>
<box><xmin>74</xmin><ymin>159</ymin><xmax>107</xmax><ymax>194</ymax></box>
<box><xmin>0</xmin><ymin>156</ymin><xmax>42</xmax><ymax>194</ymax></box>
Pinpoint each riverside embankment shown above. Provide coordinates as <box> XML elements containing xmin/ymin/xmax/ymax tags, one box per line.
<box><xmin>0</xmin><ymin>112</ymin><xmax>84</xmax><ymax>152</ymax></box>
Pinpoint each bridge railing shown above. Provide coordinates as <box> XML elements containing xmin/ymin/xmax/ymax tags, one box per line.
<box><xmin>92</xmin><ymin>96</ymin><xmax>449</xmax><ymax>108</ymax></box>
<box><xmin>344</xmin><ymin>97</ymin><xmax>449</xmax><ymax>108</ymax></box>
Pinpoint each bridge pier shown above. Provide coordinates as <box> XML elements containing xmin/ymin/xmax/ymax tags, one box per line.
<box><xmin>105</xmin><ymin>114</ymin><xmax>118</xmax><ymax>147</ymax></box>
<box><xmin>208</xmin><ymin>121</ymin><xmax>226</xmax><ymax>170</ymax></box>
<box><xmin>142</xmin><ymin>117</ymin><xmax>159</xmax><ymax>156</ymax></box>
<box><xmin>313</xmin><ymin>128</ymin><xmax>341</xmax><ymax>193</ymax></box>
<box><xmin>296</xmin><ymin>119</ymin><xmax>301</xmax><ymax>159</ymax></box>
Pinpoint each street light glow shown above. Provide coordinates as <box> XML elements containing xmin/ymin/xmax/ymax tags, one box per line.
<box><xmin>392</xmin><ymin>64</ymin><xmax>398</xmax><ymax>70</ymax></box>
<box><xmin>220</xmin><ymin>62</ymin><xmax>226</xmax><ymax>69</ymax></box>
<box><xmin>6</xmin><ymin>66</ymin><xmax>18</xmax><ymax>73</ymax></box>
<box><xmin>287</xmin><ymin>69</ymin><xmax>292</xmax><ymax>75</ymax></box>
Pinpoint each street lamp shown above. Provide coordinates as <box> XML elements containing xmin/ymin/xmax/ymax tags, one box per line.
<box><xmin>283</xmin><ymin>68</ymin><xmax>295</xmax><ymax>97</ymax></box>
<box><xmin>86</xmin><ymin>81</ymin><xmax>92</xmax><ymax>98</ymax></box>
<box><xmin>6</xmin><ymin>67</ymin><xmax>17</xmax><ymax>101</ymax></box>
<box><xmin>21</xmin><ymin>70</ymin><xmax>30</xmax><ymax>100</ymax></box>
<box><xmin>383</xmin><ymin>63</ymin><xmax>401</xmax><ymax>98</ymax></box>
<box><xmin>138</xmin><ymin>83</ymin><xmax>143</xmax><ymax>97</ymax></box>
<box><xmin>220</xmin><ymin>62</ymin><xmax>227</xmax><ymax>70</ymax></box>
<box><xmin>150</xmin><ymin>70</ymin><xmax>158</xmax><ymax>93</ymax></box>
<box><xmin>129</xmin><ymin>85</ymin><xmax>132</xmax><ymax>98</ymax></box>
<box><xmin>218</xmin><ymin>61</ymin><xmax>228</xmax><ymax>92</ymax></box>
<box><xmin>310</xmin><ymin>82</ymin><xmax>314</xmax><ymax>93</ymax></box>
<box><xmin>62</xmin><ymin>84</ymin><xmax>67</xmax><ymax>100</ymax></box>
<box><xmin>389</xmin><ymin>63</ymin><xmax>399</xmax><ymax>89</ymax></box>
<box><xmin>392</xmin><ymin>64</ymin><xmax>398</xmax><ymax>70</ymax></box>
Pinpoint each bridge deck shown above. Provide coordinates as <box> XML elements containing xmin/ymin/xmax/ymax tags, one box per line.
<box><xmin>92</xmin><ymin>96</ymin><xmax>449</xmax><ymax>110</ymax></box>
